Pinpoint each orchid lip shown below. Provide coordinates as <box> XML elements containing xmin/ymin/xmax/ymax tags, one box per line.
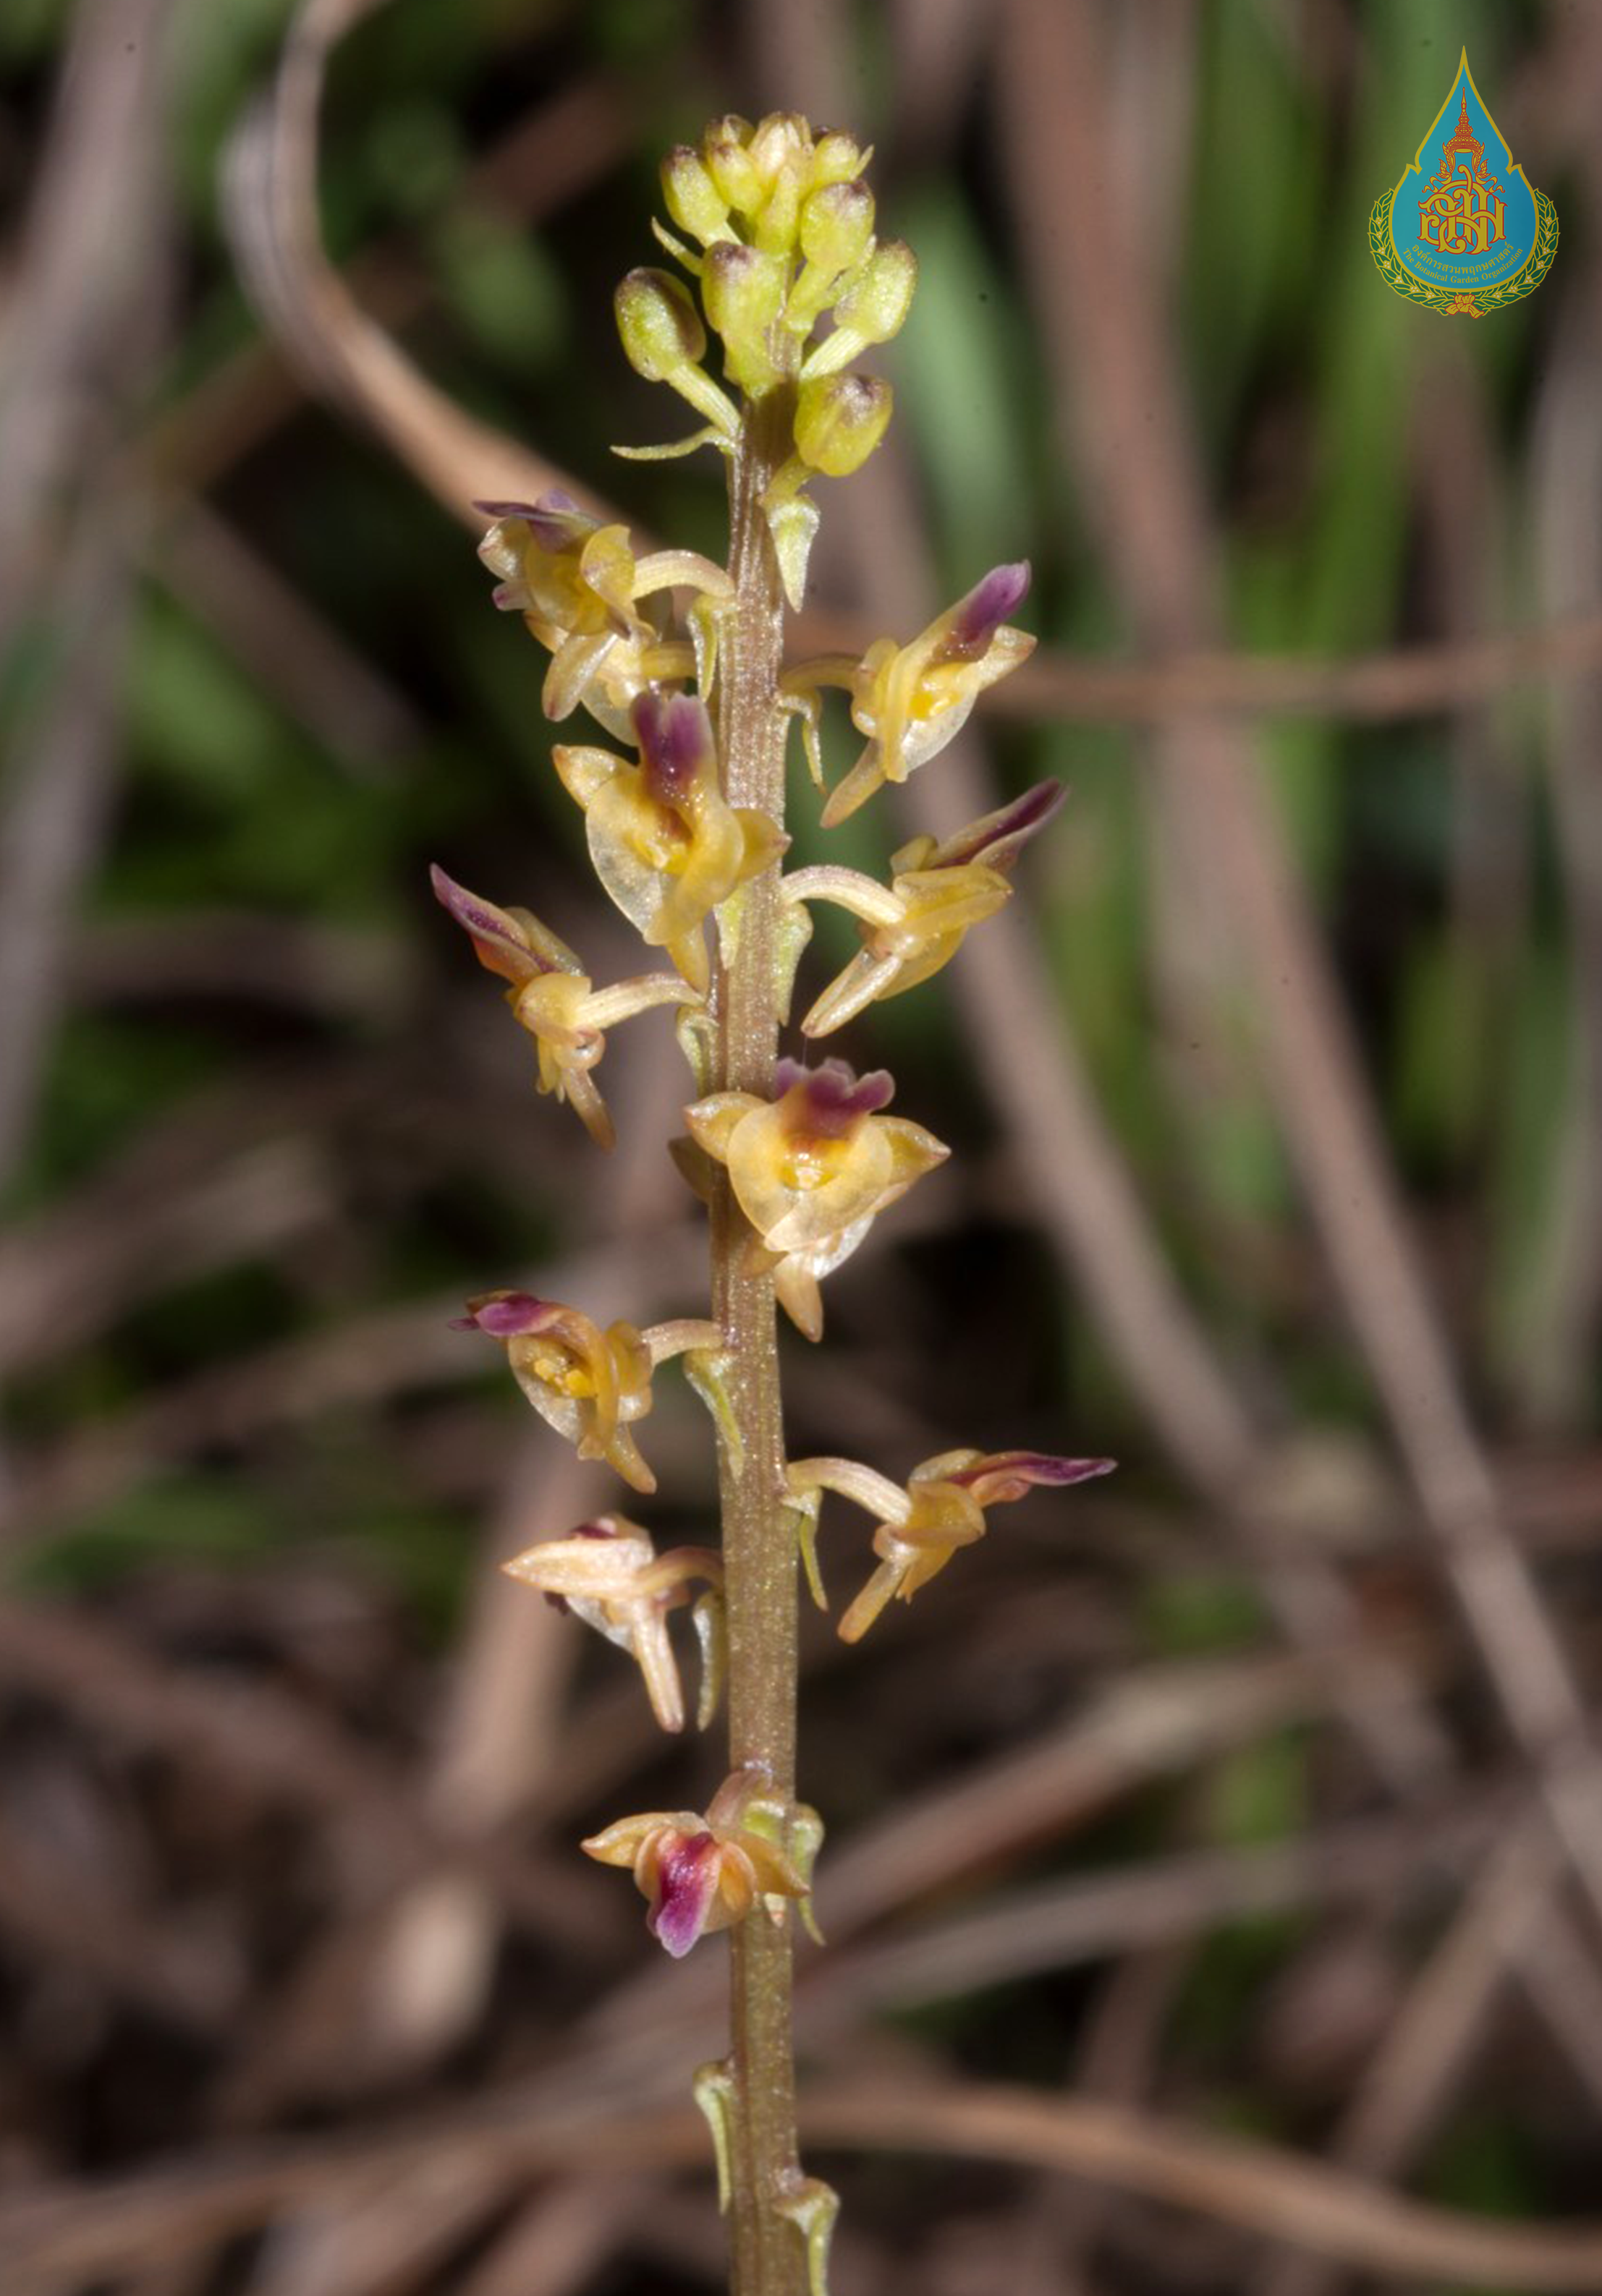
<box><xmin>775</xmin><ymin>1057</ymin><xmax>895</xmax><ymax>1136</ymax></box>
<box><xmin>632</xmin><ymin>689</ymin><xmax>714</xmax><ymax>800</ymax></box>
<box><xmin>648</xmin><ymin>1831</ymin><xmax>721</xmax><ymax>1957</ymax></box>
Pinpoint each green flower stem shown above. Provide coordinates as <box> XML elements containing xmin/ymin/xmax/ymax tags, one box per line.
<box><xmin>711</xmin><ymin>373</ymin><xmax>805</xmax><ymax>2296</ymax></box>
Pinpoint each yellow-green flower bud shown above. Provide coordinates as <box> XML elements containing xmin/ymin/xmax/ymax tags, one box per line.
<box><xmin>793</xmin><ymin>373</ymin><xmax>893</xmax><ymax>476</ymax></box>
<box><xmin>799</xmin><ymin>179</ymin><xmax>876</xmax><ymax>279</ymax></box>
<box><xmin>703</xmin><ymin>114</ymin><xmax>763</xmax><ymax>213</ymax></box>
<box><xmin>747</xmin><ymin>111</ymin><xmax>810</xmax><ymax>191</ymax></box>
<box><xmin>835</xmin><ymin>239</ymin><xmax>917</xmax><ymax>343</ymax></box>
<box><xmin>615</xmin><ymin>267</ymin><xmax>706</xmax><ymax>380</ymax></box>
<box><xmin>702</xmin><ymin>243</ymin><xmax>787</xmax><ymax>391</ymax></box>
<box><xmin>661</xmin><ymin>145</ymin><xmax>731</xmax><ymax>246</ymax></box>
<box><xmin>809</xmin><ymin>129</ymin><xmax>869</xmax><ymax>190</ymax></box>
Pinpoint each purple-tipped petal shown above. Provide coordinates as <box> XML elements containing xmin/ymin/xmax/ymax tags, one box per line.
<box><xmin>776</xmin><ymin>1057</ymin><xmax>895</xmax><ymax>1136</ymax></box>
<box><xmin>454</xmin><ymin>1290</ymin><xmax>554</xmax><ymax>1338</ymax></box>
<box><xmin>430</xmin><ymin>864</ymin><xmax>548</xmax><ymax>983</ymax></box>
<box><xmin>473</xmin><ymin>490</ymin><xmax>591</xmax><ymax>553</ymax></box>
<box><xmin>430</xmin><ymin>862</ymin><xmax>505</xmax><ymax>939</ymax></box>
<box><xmin>930</xmin><ymin>781</ymin><xmax>1067</xmax><ymax>872</ymax></box>
<box><xmin>946</xmin><ymin>561</ymin><xmax>1031</xmax><ymax>655</ymax></box>
<box><xmin>632</xmin><ymin>689</ymin><xmax>716</xmax><ymax>802</ymax></box>
<box><xmin>947</xmin><ymin>1451</ymin><xmax>1117</xmax><ymax>1506</ymax></box>
<box><xmin>647</xmin><ymin>1831</ymin><xmax>722</xmax><ymax>1957</ymax></box>
<box><xmin>431</xmin><ymin>854</ymin><xmax>567</xmax><ymax>978</ymax></box>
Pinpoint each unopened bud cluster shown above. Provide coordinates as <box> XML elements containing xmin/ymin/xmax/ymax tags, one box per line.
<box><xmin>612</xmin><ymin>114</ymin><xmax>917</xmax><ymax>606</ymax></box>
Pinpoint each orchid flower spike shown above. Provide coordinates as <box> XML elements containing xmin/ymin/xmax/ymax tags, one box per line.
<box><xmin>452</xmin><ymin>1291</ymin><xmax>721</xmax><ymax>1494</ymax></box>
<box><xmin>502</xmin><ymin>1515</ymin><xmax>724</xmax><ymax>1735</ymax></box>
<box><xmin>431</xmin><ymin>864</ymin><xmax>698</xmax><ymax>1150</ymax></box>
<box><xmin>787</xmin><ymin>780</ymin><xmax>1067</xmax><ymax>1035</ymax></box>
<box><xmin>475</xmin><ymin>495</ymin><xmax>732</xmax><ymax>735</ymax></box>
<box><xmin>784</xmin><ymin>562</ymin><xmax>1037</xmax><ymax>827</ymax></box>
<box><xmin>684</xmin><ymin>1058</ymin><xmax>948</xmax><ymax>1340</ymax></box>
<box><xmin>582</xmin><ymin>1764</ymin><xmax>823</xmax><ymax>1957</ymax></box>
<box><xmin>554</xmin><ymin>692</ymin><xmax>787</xmax><ymax>996</ymax></box>
<box><xmin>789</xmin><ymin>1447</ymin><xmax>1116</xmax><ymax>1642</ymax></box>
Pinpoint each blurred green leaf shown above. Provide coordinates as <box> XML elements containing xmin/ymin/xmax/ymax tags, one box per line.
<box><xmin>432</xmin><ymin>207</ymin><xmax>568</xmax><ymax>373</ymax></box>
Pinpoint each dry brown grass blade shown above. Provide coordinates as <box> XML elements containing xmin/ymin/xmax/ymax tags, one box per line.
<box><xmin>9</xmin><ymin>2073</ymin><xmax>1602</xmax><ymax>2292</ymax></box>
<box><xmin>448</xmin><ymin>2178</ymin><xmax>655</xmax><ymax>2296</ymax></box>
<box><xmin>0</xmin><ymin>519</ymin><xmax>136</xmax><ymax>1194</ymax></box>
<box><xmin>3</xmin><ymin>1217</ymin><xmax>705</xmax><ymax>1547</ymax></box>
<box><xmin>997</xmin><ymin>608</ymin><xmax>1602</xmax><ymax>726</ymax></box>
<box><xmin>148</xmin><ymin>499</ymin><xmax>424</xmax><ymax>771</ymax></box>
<box><xmin>0</xmin><ymin>1097</ymin><xmax>338</xmax><ymax>1382</ymax></box>
<box><xmin>808</xmin><ymin>1795</ymin><xmax>1497</xmax><ymax>2032</ymax></box>
<box><xmin>1256</xmin><ymin>1808</ymin><xmax>1580</xmax><ymax>2296</ymax></box>
<box><xmin>805</xmin><ymin>2083</ymin><xmax>1602</xmax><ymax>2290</ymax></box>
<box><xmin>243</xmin><ymin>2167</ymin><xmax>514</xmax><ymax>2296</ymax></box>
<box><xmin>1020</xmin><ymin>1939</ymin><xmax>1190</xmax><ymax>2293</ymax></box>
<box><xmin>817</xmin><ymin>1643</ymin><xmax>1432</xmax><ymax>1938</ymax></box>
<box><xmin>0</xmin><ymin>1809</ymin><xmax>241</xmax><ymax>2037</ymax></box>
<box><xmin>999</xmin><ymin>0</ymin><xmax>1602</xmax><ymax>1918</ymax></box>
<box><xmin>70</xmin><ymin>911</ymin><xmax>409</xmax><ymax>1023</ymax></box>
<box><xmin>1518</xmin><ymin>279</ymin><xmax>1602</xmax><ymax>1428</ymax></box>
<box><xmin>0</xmin><ymin>0</ymin><xmax>177</xmax><ymax>1190</ymax></box>
<box><xmin>219</xmin><ymin>0</ymin><xmax>580</xmax><ymax>524</ymax></box>
<box><xmin>151</xmin><ymin>72</ymin><xmax>630</xmax><ymax>499</ymax></box>
<box><xmin>0</xmin><ymin>0</ymin><xmax>173</xmax><ymax>629</ymax></box>
<box><xmin>0</xmin><ymin>1594</ymin><xmax>614</xmax><ymax>1972</ymax></box>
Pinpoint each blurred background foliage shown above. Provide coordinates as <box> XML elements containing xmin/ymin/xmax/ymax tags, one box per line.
<box><xmin>1</xmin><ymin>1</ymin><xmax>1601</xmax><ymax>2291</ymax></box>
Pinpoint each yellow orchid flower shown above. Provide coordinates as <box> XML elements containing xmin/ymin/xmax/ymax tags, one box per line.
<box><xmin>786</xmin><ymin>780</ymin><xmax>1067</xmax><ymax>1035</ymax></box>
<box><xmin>475</xmin><ymin>493</ymin><xmax>732</xmax><ymax>733</ymax></box>
<box><xmin>501</xmin><ymin>1515</ymin><xmax>724</xmax><ymax>1735</ymax></box>
<box><xmin>788</xmin><ymin>1448</ymin><xmax>1116</xmax><ymax>1643</ymax></box>
<box><xmin>684</xmin><ymin>1058</ymin><xmax>947</xmax><ymax>1339</ymax></box>
<box><xmin>554</xmin><ymin>691</ymin><xmax>787</xmax><ymax>996</ymax></box>
<box><xmin>582</xmin><ymin>1764</ymin><xmax>822</xmax><ymax>1957</ymax></box>
<box><xmin>784</xmin><ymin>561</ymin><xmax>1037</xmax><ymax>826</ymax></box>
<box><xmin>452</xmin><ymin>1291</ymin><xmax>721</xmax><ymax>1494</ymax></box>
<box><xmin>431</xmin><ymin>864</ymin><xmax>698</xmax><ymax>1149</ymax></box>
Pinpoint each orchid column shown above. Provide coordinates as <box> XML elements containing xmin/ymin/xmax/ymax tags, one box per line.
<box><xmin>433</xmin><ymin>112</ymin><xmax>1111</xmax><ymax>2296</ymax></box>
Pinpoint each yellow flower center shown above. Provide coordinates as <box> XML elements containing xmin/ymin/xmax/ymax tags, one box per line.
<box><xmin>779</xmin><ymin>1135</ymin><xmax>852</xmax><ymax>1194</ymax></box>
<box><xmin>630</xmin><ymin>803</ymin><xmax>692</xmax><ymax>876</ymax></box>
<box><xmin>531</xmin><ymin>1345</ymin><xmax>596</xmax><ymax>1400</ymax></box>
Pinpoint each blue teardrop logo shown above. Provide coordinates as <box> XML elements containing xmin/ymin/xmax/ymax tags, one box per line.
<box><xmin>1370</xmin><ymin>51</ymin><xmax>1557</xmax><ymax>315</ymax></box>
